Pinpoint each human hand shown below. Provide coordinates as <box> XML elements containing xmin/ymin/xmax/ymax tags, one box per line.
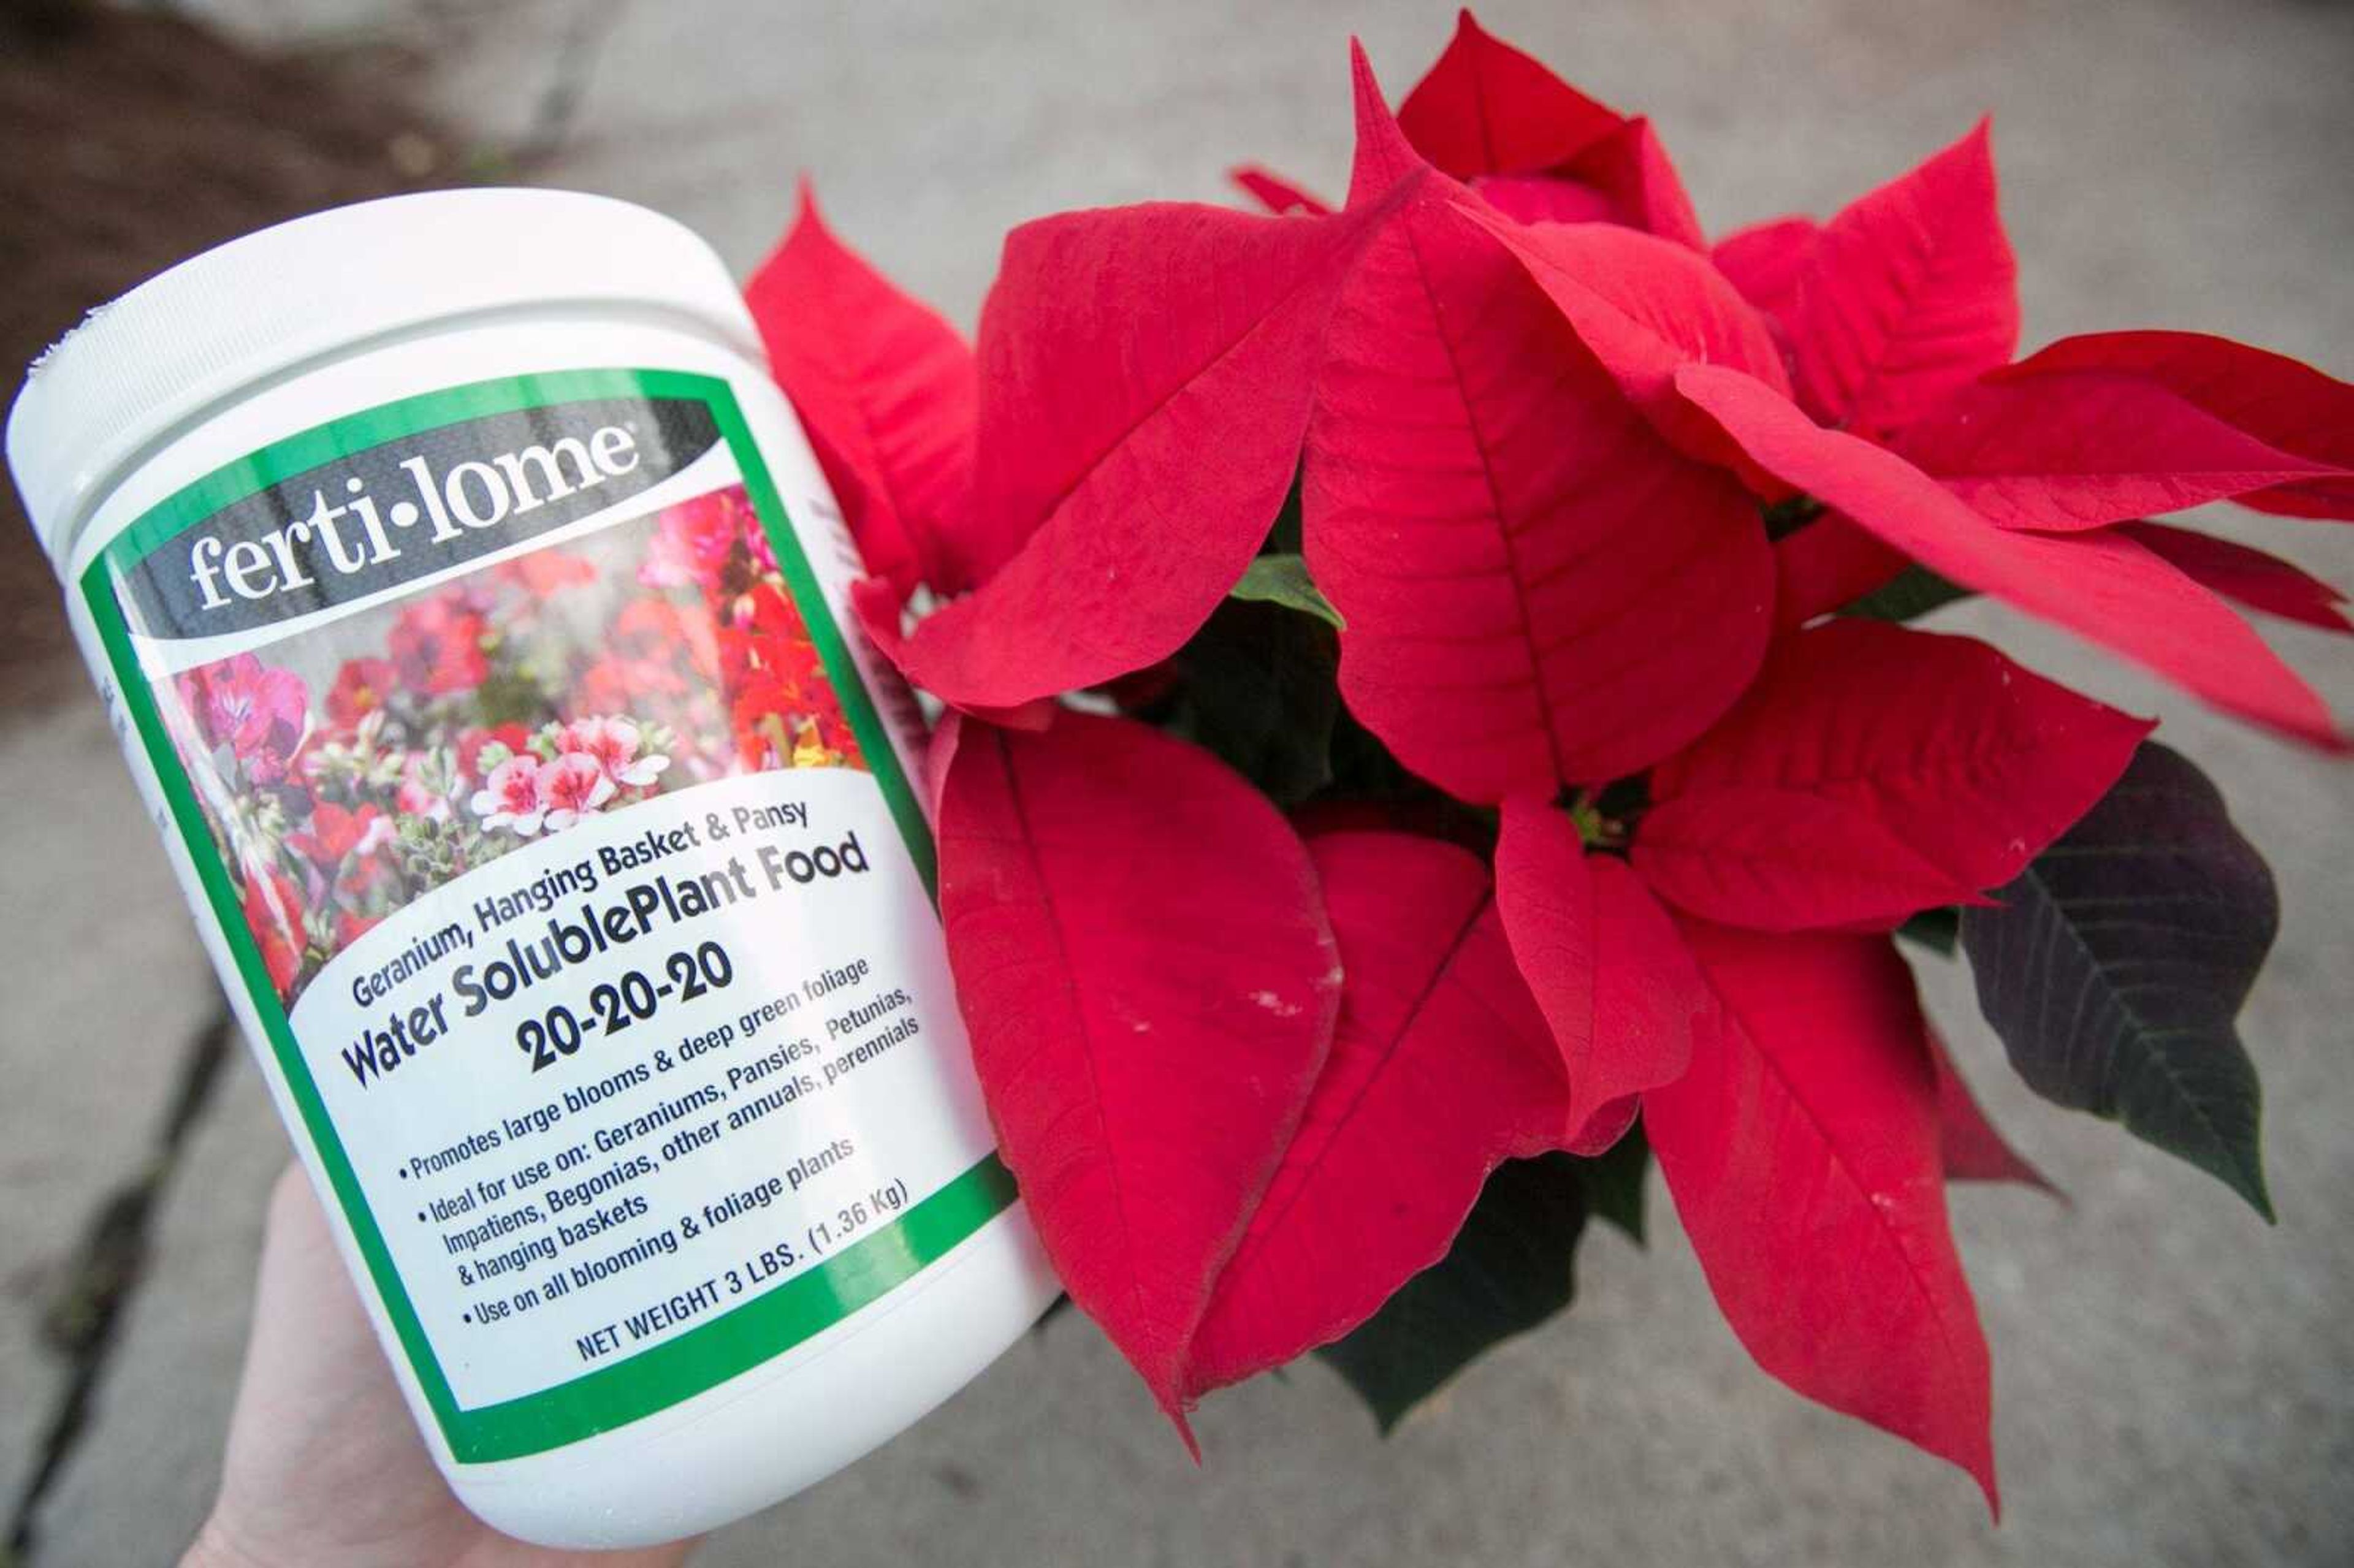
<box><xmin>184</xmin><ymin>1166</ymin><xmax>698</xmax><ymax>1568</ymax></box>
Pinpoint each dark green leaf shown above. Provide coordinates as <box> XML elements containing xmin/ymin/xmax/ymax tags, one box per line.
<box><xmin>1229</xmin><ymin>552</ymin><xmax>1344</xmax><ymax>629</ymax></box>
<box><xmin>1316</xmin><ymin>1153</ymin><xmax>1586</xmax><ymax>1431</ymax></box>
<box><xmin>1961</xmin><ymin>742</ymin><xmax>2277</xmax><ymax>1217</ymax></box>
<box><xmin>1841</xmin><ymin>565</ymin><xmax>1971</xmax><ymax>622</ymax></box>
<box><xmin>1263</xmin><ymin>481</ymin><xmax>1305</xmax><ymax>555</ymax></box>
<box><xmin>1577</xmin><ymin>1121</ymin><xmax>1650</xmax><ymax>1246</ymax></box>
<box><xmin>1897</xmin><ymin>906</ymin><xmax>1960</xmax><ymax>956</ymax></box>
<box><xmin>1762</xmin><ymin>494</ymin><xmax>1826</xmax><ymax>541</ymax></box>
<box><xmin>1169</xmin><ymin>599</ymin><xmax>1339</xmax><ymax>807</ymax></box>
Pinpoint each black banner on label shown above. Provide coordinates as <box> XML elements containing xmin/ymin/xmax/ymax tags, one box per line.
<box><xmin>126</xmin><ymin>396</ymin><xmax>722</xmax><ymax>640</ymax></box>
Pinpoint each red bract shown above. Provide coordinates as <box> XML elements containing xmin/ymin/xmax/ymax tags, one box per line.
<box><xmin>1458</xmin><ymin>203</ymin><xmax>1788</xmax><ymax>445</ymax></box>
<box><xmin>744</xmin><ymin>9</ymin><xmax>2352</xmax><ymax>1505</ymax></box>
<box><xmin>2118</xmin><ymin>522</ymin><xmax>2352</xmax><ymax>635</ymax></box>
<box><xmin>1711</xmin><ymin>216</ymin><xmax>1818</xmax><ymax>323</ymax></box>
<box><xmin>1393</xmin><ymin>10</ymin><xmax>1701</xmax><ymax>246</ymax></box>
<box><xmin>1784</xmin><ymin>120</ymin><xmax>2018</xmax><ymax>440</ymax></box>
<box><xmin>1675</xmin><ymin>363</ymin><xmax>2344</xmax><ymax>747</ymax></box>
<box><xmin>1644</xmin><ymin>922</ymin><xmax>1997</xmax><ymax>1509</ymax></box>
<box><xmin>934</xmin><ymin>711</ymin><xmax>1342</xmax><ymax>1436</ymax></box>
<box><xmin>1644</xmin><ymin>619</ymin><xmax>2154</xmax><ymax>904</ymax></box>
<box><xmin>1228</xmin><ymin>165</ymin><xmax>1332</xmax><ymax>217</ymax></box>
<box><xmin>1929</xmin><ymin>1029</ymin><xmax>2059</xmax><ymax>1195</ymax></box>
<box><xmin>1303</xmin><ymin>51</ymin><xmax>1769</xmax><ymax>799</ymax></box>
<box><xmin>1394</xmin><ymin>9</ymin><xmax>1618</xmax><ymax>180</ymax></box>
<box><xmin>747</xmin><ymin>183</ymin><xmax>978</xmax><ymax>598</ymax></box>
<box><xmin>887</xmin><ymin>189</ymin><xmax>1412</xmax><ymax>712</ymax></box>
<box><xmin>1994</xmin><ymin>330</ymin><xmax>2354</xmax><ymax>520</ymax></box>
<box><xmin>1768</xmin><ymin>512</ymin><xmax>1910</xmax><ymax>629</ymax></box>
<box><xmin>1455</xmin><ymin>202</ymin><xmax>1797</xmax><ymax>501</ymax></box>
<box><xmin>1632</xmin><ymin>786</ymin><xmax>1978</xmax><ymax>934</ymax></box>
<box><xmin>1185</xmin><ymin>831</ymin><xmax>1566</xmax><ymax>1393</ymax></box>
<box><xmin>1493</xmin><ymin>799</ymin><xmax>1706</xmax><ymax>1141</ymax></box>
<box><xmin>1895</xmin><ymin>370</ymin><xmax>2339</xmax><ymax>530</ymax></box>
<box><xmin>1653</xmin><ymin>118</ymin><xmax>2352</xmax><ymax>747</ymax></box>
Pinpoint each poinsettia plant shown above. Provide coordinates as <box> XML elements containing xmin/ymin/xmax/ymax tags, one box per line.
<box><xmin>743</xmin><ymin>12</ymin><xmax>2348</xmax><ymax>1509</ymax></box>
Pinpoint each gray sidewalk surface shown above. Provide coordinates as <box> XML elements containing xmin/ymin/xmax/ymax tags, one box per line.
<box><xmin>4</xmin><ymin>1</ymin><xmax>2350</xmax><ymax>1564</ymax></box>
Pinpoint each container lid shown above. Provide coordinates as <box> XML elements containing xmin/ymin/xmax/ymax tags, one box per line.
<box><xmin>7</xmin><ymin>188</ymin><xmax>760</xmax><ymax>566</ymax></box>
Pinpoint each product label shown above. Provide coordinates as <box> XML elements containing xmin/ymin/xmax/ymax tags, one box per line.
<box><xmin>79</xmin><ymin>370</ymin><xmax>1013</xmax><ymax>1462</ymax></box>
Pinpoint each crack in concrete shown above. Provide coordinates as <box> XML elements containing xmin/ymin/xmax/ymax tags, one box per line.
<box><xmin>5</xmin><ymin>1002</ymin><xmax>237</xmax><ymax>1566</ymax></box>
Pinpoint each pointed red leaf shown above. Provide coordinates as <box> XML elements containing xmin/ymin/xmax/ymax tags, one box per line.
<box><xmin>1785</xmin><ymin>121</ymin><xmax>2019</xmax><ymax>440</ymax></box>
<box><xmin>1305</xmin><ymin>56</ymin><xmax>1770</xmax><ymax>799</ymax></box>
<box><xmin>850</xmin><ymin>577</ymin><xmax>1056</xmax><ymax>732</ymax></box>
<box><xmin>1644</xmin><ymin>923</ymin><xmax>1997</xmax><ymax>1508</ymax></box>
<box><xmin>747</xmin><ymin>183</ymin><xmax>979</xmax><ymax>598</ymax></box>
<box><xmin>1457</xmin><ymin>199</ymin><xmax>1788</xmax><ymax>408</ymax></box>
<box><xmin>888</xmin><ymin>191</ymin><xmax>1411</xmax><ymax>710</ymax></box>
<box><xmin>1185</xmin><ymin>831</ymin><xmax>1566</xmax><ymax>1393</ymax></box>
<box><xmin>1897</xmin><ymin>370</ymin><xmax>2341</xmax><ymax>530</ymax></box>
<box><xmin>937</xmin><ymin>712</ymin><xmax>1343</xmax><ymax>1431</ymax></box>
<box><xmin>1469</xmin><ymin>172</ymin><xmax>1618</xmax><ymax>225</ymax></box>
<box><xmin>1566</xmin><ymin>1094</ymin><xmax>1640</xmax><ymax>1157</ymax></box>
<box><xmin>1929</xmin><ymin>1027</ymin><xmax>2059</xmax><ymax>1194</ymax></box>
<box><xmin>1634</xmin><ymin>785</ymin><xmax>1981</xmax><ymax>932</ymax></box>
<box><xmin>1230</xmin><ymin>164</ymin><xmax>1334</xmax><ymax>216</ymax></box>
<box><xmin>920</xmin><ymin>707</ymin><xmax>964</xmax><ymax>821</ymax></box>
<box><xmin>2118</xmin><ymin>522</ymin><xmax>2352</xmax><ymax>634</ymax></box>
<box><xmin>1995</xmin><ymin>330</ymin><xmax>2354</xmax><ymax>519</ymax></box>
<box><xmin>1453</xmin><ymin>199</ymin><xmax>1789</xmax><ymax>482</ymax></box>
<box><xmin>1770</xmin><ymin>513</ymin><xmax>1909</xmax><ymax>628</ymax></box>
<box><xmin>1396</xmin><ymin>9</ymin><xmax>1623</xmax><ymax>180</ymax></box>
<box><xmin>1674</xmin><ymin>363</ymin><xmax>2344</xmax><ymax>747</ymax></box>
<box><xmin>1556</xmin><ymin>116</ymin><xmax>1707</xmax><ymax>249</ymax></box>
<box><xmin>1650</xmin><ymin>618</ymin><xmax>2155</xmax><ymax>897</ymax></box>
<box><xmin>1713</xmin><ymin>215</ymin><xmax>1819</xmax><ymax>322</ymax></box>
<box><xmin>1470</xmin><ymin>121</ymin><xmax>1707</xmax><ymax>249</ymax></box>
<box><xmin>1495</xmin><ymin>800</ymin><xmax>1706</xmax><ymax>1125</ymax></box>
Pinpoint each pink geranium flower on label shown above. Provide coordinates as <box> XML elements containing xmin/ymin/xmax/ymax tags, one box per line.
<box><xmin>538</xmin><ymin>753</ymin><xmax>619</xmax><ymax>832</ymax></box>
<box><xmin>640</xmin><ymin>492</ymin><xmax>747</xmax><ymax>590</ymax></box>
<box><xmin>555</xmin><ymin>715</ymin><xmax>672</xmax><ymax>788</ymax></box>
<box><xmin>395</xmin><ymin>755</ymin><xmax>454</xmax><ymax>824</ymax></box>
<box><xmin>182</xmin><ymin>653</ymin><xmax>309</xmax><ymax>784</ymax></box>
<box><xmin>471</xmin><ymin>753</ymin><xmax>549</xmax><ymax>836</ymax></box>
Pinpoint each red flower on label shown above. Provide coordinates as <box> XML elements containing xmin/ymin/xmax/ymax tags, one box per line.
<box><xmin>287</xmin><ymin>802</ymin><xmax>390</xmax><ymax>869</ymax></box>
<box><xmin>238</xmin><ymin>867</ymin><xmax>306</xmax><ymax>995</ymax></box>
<box><xmin>180</xmin><ymin>652</ymin><xmax>310</xmax><ymax>785</ymax></box>
<box><xmin>325</xmin><ymin>657</ymin><xmax>397</xmax><ymax>729</ymax></box>
<box><xmin>387</xmin><ymin>593</ymin><xmax>489</xmax><ymax>696</ymax></box>
<box><xmin>456</xmin><ymin>722</ymin><xmax>535</xmax><ymax>785</ymax></box>
<box><xmin>640</xmin><ymin>490</ymin><xmax>752</xmax><ymax>592</ymax></box>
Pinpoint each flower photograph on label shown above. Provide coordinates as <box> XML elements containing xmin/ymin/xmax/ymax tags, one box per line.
<box><xmin>157</xmin><ymin>482</ymin><xmax>867</xmax><ymax>1003</ymax></box>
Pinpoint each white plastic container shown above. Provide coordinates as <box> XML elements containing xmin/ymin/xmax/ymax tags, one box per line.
<box><xmin>7</xmin><ymin>189</ymin><xmax>1057</xmax><ymax>1550</ymax></box>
